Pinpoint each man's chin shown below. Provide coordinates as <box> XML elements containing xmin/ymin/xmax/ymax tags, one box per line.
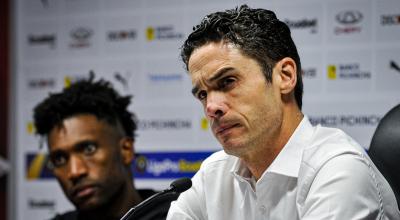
<box><xmin>221</xmin><ymin>142</ymin><xmax>247</xmax><ymax>157</ymax></box>
<box><xmin>74</xmin><ymin>198</ymin><xmax>103</xmax><ymax>212</ymax></box>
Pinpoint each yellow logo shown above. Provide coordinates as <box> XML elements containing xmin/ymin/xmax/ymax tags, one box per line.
<box><xmin>64</xmin><ymin>75</ymin><xmax>88</xmax><ymax>87</ymax></box>
<box><xmin>200</xmin><ymin>117</ymin><xmax>209</xmax><ymax>131</ymax></box>
<box><xmin>327</xmin><ymin>65</ymin><xmax>337</xmax><ymax>80</ymax></box>
<box><xmin>26</xmin><ymin>121</ymin><xmax>36</xmax><ymax>135</ymax></box>
<box><xmin>179</xmin><ymin>159</ymin><xmax>202</xmax><ymax>172</ymax></box>
<box><xmin>27</xmin><ymin>153</ymin><xmax>46</xmax><ymax>180</ymax></box>
<box><xmin>146</xmin><ymin>27</ymin><xmax>155</xmax><ymax>41</ymax></box>
<box><xmin>64</xmin><ymin>76</ymin><xmax>72</xmax><ymax>88</ymax></box>
<box><xmin>135</xmin><ymin>155</ymin><xmax>147</xmax><ymax>173</ymax></box>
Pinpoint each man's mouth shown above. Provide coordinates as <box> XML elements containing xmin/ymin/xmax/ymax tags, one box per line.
<box><xmin>215</xmin><ymin>123</ymin><xmax>240</xmax><ymax>135</ymax></box>
<box><xmin>71</xmin><ymin>185</ymin><xmax>98</xmax><ymax>201</ymax></box>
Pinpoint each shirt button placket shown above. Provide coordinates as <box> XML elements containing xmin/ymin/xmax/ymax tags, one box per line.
<box><xmin>259</xmin><ymin>205</ymin><xmax>267</xmax><ymax>215</ymax></box>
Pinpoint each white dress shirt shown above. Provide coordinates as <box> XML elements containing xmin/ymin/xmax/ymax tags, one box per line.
<box><xmin>167</xmin><ymin>116</ymin><xmax>400</xmax><ymax>220</ymax></box>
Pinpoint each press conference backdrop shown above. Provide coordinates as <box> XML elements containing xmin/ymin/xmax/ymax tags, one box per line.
<box><xmin>10</xmin><ymin>0</ymin><xmax>400</xmax><ymax>219</ymax></box>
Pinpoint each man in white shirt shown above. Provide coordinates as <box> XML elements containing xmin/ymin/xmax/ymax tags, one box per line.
<box><xmin>167</xmin><ymin>5</ymin><xmax>400</xmax><ymax>220</ymax></box>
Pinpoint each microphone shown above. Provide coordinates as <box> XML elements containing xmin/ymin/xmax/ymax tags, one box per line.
<box><xmin>120</xmin><ymin>177</ymin><xmax>192</xmax><ymax>220</ymax></box>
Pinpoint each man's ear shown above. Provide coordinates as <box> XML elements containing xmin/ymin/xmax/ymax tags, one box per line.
<box><xmin>277</xmin><ymin>57</ymin><xmax>297</xmax><ymax>95</ymax></box>
<box><xmin>119</xmin><ymin>137</ymin><xmax>134</xmax><ymax>165</ymax></box>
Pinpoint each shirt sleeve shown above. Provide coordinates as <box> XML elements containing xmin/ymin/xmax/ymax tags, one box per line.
<box><xmin>300</xmin><ymin>154</ymin><xmax>391</xmax><ymax>220</ymax></box>
<box><xmin>167</xmin><ymin>167</ymin><xmax>207</xmax><ymax>220</ymax></box>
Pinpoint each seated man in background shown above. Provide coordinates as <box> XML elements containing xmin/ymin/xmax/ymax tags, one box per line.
<box><xmin>167</xmin><ymin>5</ymin><xmax>400</xmax><ymax>220</ymax></box>
<box><xmin>34</xmin><ymin>75</ymin><xmax>176</xmax><ymax>220</ymax></box>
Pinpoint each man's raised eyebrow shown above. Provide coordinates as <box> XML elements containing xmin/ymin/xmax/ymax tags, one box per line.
<box><xmin>208</xmin><ymin>67</ymin><xmax>235</xmax><ymax>83</ymax></box>
<box><xmin>49</xmin><ymin>149</ymin><xmax>65</xmax><ymax>157</ymax></box>
<box><xmin>50</xmin><ymin>140</ymin><xmax>96</xmax><ymax>154</ymax></box>
<box><xmin>191</xmin><ymin>67</ymin><xmax>235</xmax><ymax>96</ymax></box>
<box><xmin>74</xmin><ymin>140</ymin><xmax>97</xmax><ymax>150</ymax></box>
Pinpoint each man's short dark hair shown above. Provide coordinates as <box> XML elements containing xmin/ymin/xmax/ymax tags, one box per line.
<box><xmin>181</xmin><ymin>4</ymin><xmax>303</xmax><ymax>109</ymax></box>
<box><xmin>33</xmin><ymin>75</ymin><xmax>137</xmax><ymax>139</ymax></box>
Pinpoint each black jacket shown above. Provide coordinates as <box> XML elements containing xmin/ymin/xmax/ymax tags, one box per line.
<box><xmin>51</xmin><ymin>189</ymin><xmax>179</xmax><ymax>220</ymax></box>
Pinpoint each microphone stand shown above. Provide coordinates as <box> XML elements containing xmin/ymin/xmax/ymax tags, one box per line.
<box><xmin>120</xmin><ymin>178</ymin><xmax>192</xmax><ymax>220</ymax></box>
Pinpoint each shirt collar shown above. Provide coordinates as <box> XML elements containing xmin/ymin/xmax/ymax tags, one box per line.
<box><xmin>231</xmin><ymin>116</ymin><xmax>315</xmax><ymax>180</ymax></box>
<box><xmin>266</xmin><ymin>116</ymin><xmax>314</xmax><ymax>177</ymax></box>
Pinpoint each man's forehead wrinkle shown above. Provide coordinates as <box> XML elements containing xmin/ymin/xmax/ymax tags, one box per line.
<box><xmin>189</xmin><ymin>42</ymin><xmax>238</xmax><ymax>96</ymax></box>
<box><xmin>190</xmin><ymin>58</ymin><xmax>228</xmax><ymax>83</ymax></box>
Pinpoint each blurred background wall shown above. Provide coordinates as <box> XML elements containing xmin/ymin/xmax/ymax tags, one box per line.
<box><xmin>6</xmin><ymin>0</ymin><xmax>400</xmax><ymax>219</ymax></box>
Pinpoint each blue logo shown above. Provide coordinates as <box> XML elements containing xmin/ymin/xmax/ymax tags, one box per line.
<box><xmin>26</xmin><ymin>151</ymin><xmax>214</xmax><ymax>180</ymax></box>
<box><xmin>133</xmin><ymin>151</ymin><xmax>214</xmax><ymax>179</ymax></box>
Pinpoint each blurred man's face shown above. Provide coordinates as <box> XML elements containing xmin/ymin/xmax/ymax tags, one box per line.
<box><xmin>47</xmin><ymin>114</ymin><xmax>133</xmax><ymax>211</ymax></box>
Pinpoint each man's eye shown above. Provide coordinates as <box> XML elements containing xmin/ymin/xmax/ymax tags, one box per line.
<box><xmin>83</xmin><ymin>144</ymin><xmax>97</xmax><ymax>155</ymax></box>
<box><xmin>49</xmin><ymin>155</ymin><xmax>67</xmax><ymax>168</ymax></box>
<box><xmin>198</xmin><ymin>90</ymin><xmax>207</xmax><ymax>100</ymax></box>
<box><xmin>220</xmin><ymin>77</ymin><xmax>235</xmax><ymax>89</ymax></box>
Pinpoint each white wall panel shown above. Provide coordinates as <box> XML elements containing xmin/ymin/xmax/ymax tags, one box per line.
<box><xmin>11</xmin><ymin>0</ymin><xmax>400</xmax><ymax>219</ymax></box>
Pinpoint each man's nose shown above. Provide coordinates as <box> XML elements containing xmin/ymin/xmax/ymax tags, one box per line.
<box><xmin>67</xmin><ymin>155</ymin><xmax>88</xmax><ymax>183</ymax></box>
<box><xmin>205</xmin><ymin>92</ymin><xmax>227</xmax><ymax>119</ymax></box>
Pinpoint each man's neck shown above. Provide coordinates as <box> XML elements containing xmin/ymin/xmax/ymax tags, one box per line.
<box><xmin>241</xmin><ymin>111</ymin><xmax>304</xmax><ymax>180</ymax></box>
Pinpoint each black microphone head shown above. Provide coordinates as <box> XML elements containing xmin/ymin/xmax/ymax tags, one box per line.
<box><xmin>170</xmin><ymin>177</ymin><xmax>192</xmax><ymax>193</ymax></box>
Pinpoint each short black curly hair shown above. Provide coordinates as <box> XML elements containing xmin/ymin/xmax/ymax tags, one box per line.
<box><xmin>33</xmin><ymin>74</ymin><xmax>137</xmax><ymax>140</ymax></box>
<box><xmin>181</xmin><ymin>5</ymin><xmax>303</xmax><ymax>109</ymax></box>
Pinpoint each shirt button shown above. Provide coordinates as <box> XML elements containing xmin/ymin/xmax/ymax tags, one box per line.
<box><xmin>259</xmin><ymin>205</ymin><xmax>267</xmax><ymax>215</ymax></box>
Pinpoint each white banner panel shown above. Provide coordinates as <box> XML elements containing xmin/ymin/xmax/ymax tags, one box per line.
<box><xmin>11</xmin><ymin>0</ymin><xmax>400</xmax><ymax>219</ymax></box>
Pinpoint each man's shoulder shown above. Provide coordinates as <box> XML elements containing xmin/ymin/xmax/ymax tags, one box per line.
<box><xmin>298</xmin><ymin>124</ymin><xmax>373</xmax><ymax>187</ymax></box>
<box><xmin>303</xmin><ymin>125</ymin><xmax>366</xmax><ymax>166</ymax></box>
<box><xmin>50</xmin><ymin>210</ymin><xmax>78</xmax><ymax>220</ymax></box>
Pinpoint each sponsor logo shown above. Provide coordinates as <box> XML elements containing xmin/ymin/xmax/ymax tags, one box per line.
<box><xmin>133</xmin><ymin>152</ymin><xmax>213</xmax><ymax>178</ymax></box>
<box><xmin>146</xmin><ymin>27</ymin><xmax>155</xmax><ymax>41</ymax></box>
<box><xmin>390</xmin><ymin>60</ymin><xmax>400</xmax><ymax>73</ymax></box>
<box><xmin>309</xmin><ymin>115</ymin><xmax>381</xmax><ymax>127</ymax></box>
<box><xmin>26</xmin><ymin>122</ymin><xmax>36</xmax><ymax>135</ymax></box>
<box><xmin>107</xmin><ymin>29</ymin><xmax>137</xmax><ymax>41</ymax></box>
<box><xmin>327</xmin><ymin>65</ymin><xmax>337</xmax><ymax>79</ymax></box>
<box><xmin>381</xmin><ymin>14</ymin><xmax>400</xmax><ymax>26</ymax></box>
<box><xmin>26</xmin><ymin>153</ymin><xmax>52</xmax><ymax>180</ymax></box>
<box><xmin>302</xmin><ymin>67</ymin><xmax>317</xmax><ymax>79</ymax></box>
<box><xmin>200</xmin><ymin>117</ymin><xmax>209</xmax><ymax>131</ymax></box>
<box><xmin>27</xmin><ymin>78</ymin><xmax>56</xmax><ymax>89</ymax></box>
<box><xmin>27</xmin><ymin>34</ymin><xmax>56</xmax><ymax>49</ymax></box>
<box><xmin>26</xmin><ymin>151</ymin><xmax>213</xmax><ymax>179</ymax></box>
<box><xmin>147</xmin><ymin>73</ymin><xmax>182</xmax><ymax>82</ymax></box>
<box><xmin>327</xmin><ymin>63</ymin><xmax>371</xmax><ymax>80</ymax></box>
<box><xmin>69</xmin><ymin>27</ymin><xmax>93</xmax><ymax>48</ymax></box>
<box><xmin>336</xmin><ymin>11</ymin><xmax>363</xmax><ymax>25</ymax></box>
<box><xmin>334</xmin><ymin>10</ymin><xmax>363</xmax><ymax>34</ymax></box>
<box><xmin>28</xmin><ymin>199</ymin><xmax>55</xmax><ymax>210</ymax></box>
<box><xmin>138</xmin><ymin>119</ymin><xmax>191</xmax><ymax>130</ymax></box>
<box><xmin>64</xmin><ymin>75</ymin><xmax>87</xmax><ymax>88</ymax></box>
<box><xmin>146</xmin><ymin>25</ymin><xmax>183</xmax><ymax>41</ymax></box>
<box><xmin>284</xmin><ymin>18</ymin><xmax>318</xmax><ymax>33</ymax></box>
